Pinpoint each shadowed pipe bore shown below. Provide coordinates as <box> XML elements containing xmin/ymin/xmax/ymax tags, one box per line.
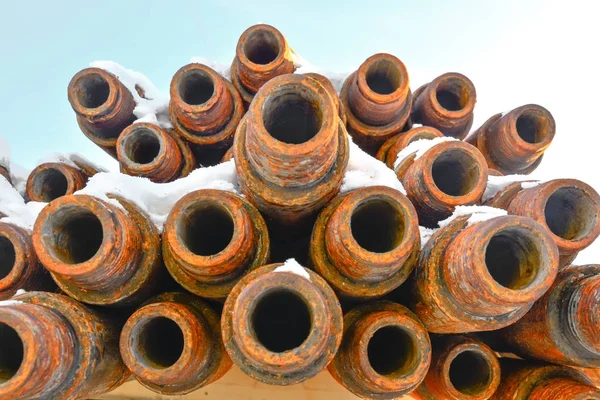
<box><xmin>133</xmin><ymin>317</ymin><xmax>184</xmax><ymax>369</ymax></box>
<box><xmin>263</xmin><ymin>91</ymin><xmax>322</xmax><ymax>144</ymax></box>
<box><xmin>367</xmin><ymin>326</ymin><xmax>416</xmax><ymax>376</ymax></box>
<box><xmin>75</xmin><ymin>73</ymin><xmax>110</xmax><ymax>109</ymax></box>
<box><xmin>544</xmin><ymin>188</ymin><xmax>596</xmax><ymax>240</ymax></box>
<box><xmin>122</xmin><ymin>128</ymin><xmax>161</xmax><ymax>165</ymax></box>
<box><xmin>43</xmin><ymin>206</ymin><xmax>104</xmax><ymax>264</ymax></box>
<box><xmin>178</xmin><ymin>203</ymin><xmax>234</xmax><ymax>256</ymax></box>
<box><xmin>448</xmin><ymin>351</ymin><xmax>491</xmax><ymax>395</ymax></box>
<box><xmin>179</xmin><ymin>70</ymin><xmax>215</xmax><ymax>106</ymax></box>
<box><xmin>516</xmin><ymin>113</ymin><xmax>546</xmax><ymax>144</ymax></box>
<box><xmin>432</xmin><ymin>149</ymin><xmax>480</xmax><ymax>196</ymax></box>
<box><xmin>365</xmin><ymin>59</ymin><xmax>403</xmax><ymax>95</ymax></box>
<box><xmin>485</xmin><ymin>228</ymin><xmax>541</xmax><ymax>289</ymax></box>
<box><xmin>0</xmin><ymin>323</ymin><xmax>23</xmax><ymax>383</ymax></box>
<box><xmin>251</xmin><ymin>290</ymin><xmax>311</xmax><ymax>352</ymax></box>
<box><xmin>31</xmin><ymin>168</ymin><xmax>68</xmax><ymax>202</ymax></box>
<box><xmin>351</xmin><ymin>199</ymin><xmax>405</xmax><ymax>253</ymax></box>
<box><xmin>435</xmin><ymin>79</ymin><xmax>470</xmax><ymax>112</ymax></box>
<box><xmin>0</xmin><ymin>236</ymin><xmax>15</xmax><ymax>279</ymax></box>
<box><xmin>244</xmin><ymin>30</ymin><xmax>280</xmax><ymax>65</ymax></box>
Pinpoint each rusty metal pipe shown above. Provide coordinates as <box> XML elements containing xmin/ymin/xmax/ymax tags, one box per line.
<box><xmin>162</xmin><ymin>189</ymin><xmax>270</xmax><ymax>300</ymax></box>
<box><xmin>221</xmin><ymin>263</ymin><xmax>343</xmax><ymax>385</ymax></box>
<box><xmin>310</xmin><ymin>186</ymin><xmax>420</xmax><ymax>299</ymax></box>
<box><xmin>402</xmin><ymin>140</ymin><xmax>488</xmax><ymax>227</ymax></box>
<box><xmin>466</xmin><ymin>105</ymin><xmax>555</xmax><ymax>175</ymax></box>
<box><xmin>0</xmin><ymin>291</ymin><xmax>129</xmax><ymax>399</ymax></box>
<box><xmin>340</xmin><ymin>53</ymin><xmax>412</xmax><ymax>154</ymax></box>
<box><xmin>220</xmin><ymin>147</ymin><xmax>233</xmax><ymax>163</ymax></box>
<box><xmin>329</xmin><ymin>301</ymin><xmax>431</xmax><ymax>399</ymax></box>
<box><xmin>33</xmin><ymin>194</ymin><xmax>163</xmax><ymax>306</ymax></box>
<box><xmin>411</xmin><ymin>214</ymin><xmax>558</xmax><ymax>333</ymax></box>
<box><xmin>411</xmin><ymin>73</ymin><xmax>476</xmax><ymax>139</ymax></box>
<box><xmin>233</xmin><ymin>74</ymin><xmax>349</xmax><ymax>225</ymax></box>
<box><xmin>120</xmin><ymin>292</ymin><xmax>231</xmax><ymax>395</ymax></box>
<box><xmin>26</xmin><ymin>162</ymin><xmax>87</xmax><ymax>202</ymax></box>
<box><xmin>305</xmin><ymin>72</ymin><xmax>347</xmax><ymax>125</ymax></box>
<box><xmin>376</xmin><ymin>126</ymin><xmax>444</xmax><ymax>170</ymax></box>
<box><xmin>68</xmin><ymin>68</ymin><xmax>136</xmax><ymax>158</ymax></box>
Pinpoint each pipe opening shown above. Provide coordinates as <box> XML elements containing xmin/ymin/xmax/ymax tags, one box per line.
<box><xmin>43</xmin><ymin>205</ymin><xmax>104</xmax><ymax>264</ymax></box>
<box><xmin>435</xmin><ymin>78</ymin><xmax>471</xmax><ymax>112</ymax></box>
<box><xmin>122</xmin><ymin>128</ymin><xmax>161</xmax><ymax>165</ymax></box>
<box><xmin>516</xmin><ymin>113</ymin><xmax>547</xmax><ymax>144</ymax></box>
<box><xmin>251</xmin><ymin>289</ymin><xmax>312</xmax><ymax>353</ymax></box>
<box><xmin>545</xmin><ymin>187</ymin><xmax>596</xmax><ymax>241</ymax></box>
<box><xmin>243</xmin><ymin>30</ymin><xmax>280</xmax><ymax>65</ymax></box>
<box><xmin>0</xmin><ymin>236</ymin><xmax>16</xmax><ymax>280</ymax></box>
<box><xmin>178</xmin><ymin>202</ymin><xmax>234</xmax><ymax>256</ymax></box>
<box><xmin>263</xmin><ymin>90</ymin><xmax>322</xmax><ymax>144</ymax></box>
<box><xmin>367</xmin><ymin>326</ymin><xmax>417</xmax><ymax>376</ymax></box>
<box><xmin>134</xmin><ymin>317</ymin><xmax>184</xmax><ymax>369</ymax></box>
<box><xmin>351</xmin><ymin>198</ymin><xmax>405</xmax><ymax>253</ymax></box>
<box><xmin>0</xmin><ymin>323</ymin><xmax>23</xmax><ymax>383</ymax></box>
<box><xmin>75</xmin><ymin>74</ymin><xmax>110</xmax><ymax>109</ymax></box>
<box><xmin>485</xmin><ymin>228</ymin><xmax>541</xmax><ymax>290</ymax></box>
<box><xmin>449</xmin><ymin>350</ymin><xmax>492</xmax><ymax>395</ymax></box>
<box><xmin>31</xmin><ymin>168</ymin><xmax>69</xmax><ymax>202</ymax></box>
<box><xmin>179</xmin><ymin>70</ymin><xmax>215</xmax><ymax>106</ymax></box>
<box><xmin>365</xmin><ymin>59</ymin><xmax>403</xmax><ymax>95</ymax></box>
<box><xmin>432</xmin><ymin>149</ymin><xmax>481</xmax><ymax>196</ymax></box>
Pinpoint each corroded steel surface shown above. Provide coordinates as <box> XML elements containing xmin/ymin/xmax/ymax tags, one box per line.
<box><xmin>507</xmin><ymin>179</ymin><xmax>600</xmax><ymax>268</ymax></box>
<box><xmin>32</xmin><ymin>194</ymin><xmax>164</xmax><ymax>306</ymax></box>
<box><xmin>411</xmin><ymin>72</ymin><xmax>476</xmax><ymax>139</ymax></box>
<box><xmin>401</xmin><ymin>140</ymin><xmax>488</xmax><ymax>227</ymax></box>
<box><xmin>68</xmin><ymin>67</ymin><xmax>136</xmax><ymax>158</ymax></box>
<box><xmin>220</xmin><ymin>146</ymin><xmax>233</xmax><ymax>163</ymax></box>
<box><xmin>466</xmin><ymin>104</ymin><xmax>555</xmax><ymax>175</ymax></box>
<box><xmin>305</xmin><ymin>72</ymin><xmax>347</xmax><ymax>125</ymax></box>
<box><xmin>233</xmin><ymin>74</ymin><xmax>349</xmax><ymax>225</ymax></box>
<box><xmin>230</xmin><ymin>24</ymin><xmax>296</xmax><ymax>106</ymax></box>
<box><xmin>340</xmin><ymin>53</ymin><xmax>412</xmax><ymax>155</ymax></box>
<box><xmin>310</xmin><ymin>186</ymin><xmax>420</xmax><ymax>299</ymax></box>
<box><xmin>411</xmin><ymin>214</ymin><xmax>558</xmax><ymax>333</ymax></box>
<box><xmin>120</xmin><ymin>292</ymin><xmax>232</xmax><ymax>395</ymax></box>
<box><xmin>0</xmin><ymin>222</ymin><xmax>56</xmax><ymax>299</ymax></box>
<box><xmin>376</xmin><ymin>126</ymin><xmax>444</xmax><ymax>170</ymax></box>
<box><xmin>221</xmin><ymin>263</ymin><xmax>343</xmax><ymax>385</ymax></box>
<box><xmin>162</xmin><ymin>189</ymin><xmax>270</xmax><ymax>299</ymax></box>
<box><xmin>329</xmin><ymin>301</ymin><xmax>431</xmax><ymax>399</ymax></box>
<box><xmin>414</xmin><ymin>335</ymin><xmax>500</xmax><ymax>400</ymax></box>
<box><xmin>497</xmin><ymin>264</ymin><xmax>600</xmax><ymax>368</ymax></box>
<box><xmin>26</xmin><ymin>162</ymin><xmax>87</xmax><ymax>202</ymax></box>
<box><xmin>0</xmin><ymin>291</ymin><xmax>129</xmax><ymax>399</ymax></box>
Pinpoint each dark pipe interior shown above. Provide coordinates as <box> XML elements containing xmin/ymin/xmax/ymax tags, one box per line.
<box><xmin>179</xmin><ymin>70</ymin><xmax>215</xmax><ymax>106</ymax></box>
<box><xmin>367</xmin><ymin>326</ymin><xmax>416</xmax><ymax>376</ymax></box>
<box><xmin>545</xmin><ymin>187</ymin><xmax>596</xmax><ymax>241</ymax></box>
<box><xmin>435</xmin><ymin>78</ymin><xmax>471</xmax><ymax>112</ymax></box>
<box><xmin>516</xmin><ymin>112</ymin><xmax>546</xmax><ymax>144</ymax></box>
<box><xmin>351</xmin><ymin>198</ymin><xmax>405</xmax><ymax>253</ymax></box>
<box><xmin>365</xmin><ymin>59</ymin><xmax>403</xmax><ymax>95</ymax></box>
<box><xmin>134</xmin><ymin>317</ymin><xmax>184</xmax><ymax>369</ymax></box>
<box><xmin>0</xmin><ymin>236</ymin><xmax>16</xmax><ymax>280</ymax></box>
<box><xmin>485</xmin><ymin>228</ymin><xmax>541</xmax><ymax>290</ymax></box>
<box><xmin>251</xmin><ymin>289</ymin><xmax>312</xmax><ymax>352</ymax></box>
<box><xmin>431</xmin><ymin>149</ymin><xmax>481</xmax><ymax>196</ymax></box>
<box><xmin>243</xmin><ymin>30</ymin><xmax>280</xmax><ymax>65</ymax></box>
<box><xmin>122</xmin><ymin>128</ymin><xmax>161</xmax><ymax>165</ymax></box>
<box><xmin>76</xmin><ymin>74</ymin><xmax>110</xmax><ymax>109</ymax></box>
<box><xmin>31</xmin><ymin>168</ymin><xmax>69</xmax><ymax>202</ymax></box>
<box><xmin>178</xmin><ymin>202</ymin><xmax>234</xmax><ymax>256</ymax></box>
<box><xmin>0</xmin><ymin>323</ymin><xmax>23</xmax><ymax>383</ymax></box>
<box><xmin>263</xmin><ymin>91</ymin><xmax>322</xmax><ymax>144</ymax></box>
<box><xmin>449</xmin><ymin>350</ymin><xmax>492</xmax><ymax>395</ymax></box>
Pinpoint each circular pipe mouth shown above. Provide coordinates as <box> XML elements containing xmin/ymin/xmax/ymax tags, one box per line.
<box><xmin>448</xmin><ymin>350</ymin><xmax>492</xmax><ymax>396</ymax></box>
<box><xmin>365</xmin><ymin>59</ymin><xmax>404</xmax><ymax>95</ymax></box>
<box><xmin>250</xmin><ymin>288</ymin><xmax>312</xmax><ymax>353</ymax></box>
<box><xmin>0</xmin><ymin>236</ymin><xmax>16</xmax><ymax>280</ymax></box>
<box><xmin>74</xmin><ymin>73</ymin><xmax>110</xmax><ymax>109</ymax></box>
<box><xmin>0</xmin><ymin>322</ymin><xmax>24</xmax><ymax>383</ymax></box>
<box><xmin>367</xmin><ymin>325</ymin><xmax>417</xmax><ymax>377</ymax></box>
<box><xmin>431</xmin><ymin>149</ymin><xmax>482</xmax><ymax>197</ymax></box>
<box><xmin>30</xmin><ymin>168</ymin><xmax>69</xmax><ymax>202</ymax></box>
<box><xmin>544</xmin><ymin>187</ymin><xmax>596</xmax><ymax>241</ymax></box>
<box><xmin>120</xmin><ymin>127</ymin><xmax>162</xmax><ymax>165</ymax></box>
<box><xmin>176</xmin><ymin>202</ymin><xmax>234</xmax><ymax>257</ymax></box>
<box><xmin>243</xmin><ymin>29</ymin><xmax>282</xmax><ymax>65</ymax></box>
<box><xmin>178</xmin><ymin>70</ymin><xmax>215</xmax><ymax>106</ymax></box>
<box><xmin>434</xmin><ymin>77</ymin><xmax>473</xmax><ymax>112</ymax></box>
<box><xmin>515</xmin><ymin>111</ymin><xmax>550</xmax><ymax>144</ymax></box>
<box><xmin>350</xmin><ymin>198</ymin><xmax>406</xmax><ymax>253</ymax></box>
<box><xmin>41</xmin><ymin>205</ymin><xmax>104</xmax><ymax>265</ymax></box>
<box><xmin>131</xmin><ymin>317</ymin><xmax>184</xmax><ymax>369</ymax></box>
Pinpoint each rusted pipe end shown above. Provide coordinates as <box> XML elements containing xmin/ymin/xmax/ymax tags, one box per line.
<box><xmin>221</xmin><ymin>263</ymin><xmax>343</xmax><ymax>385</ymax></box>
<box><xmin>163</xmin><ymin>189</ymin><xmax>270</xmax><ymax>300</ymax></box>
<box><xmin>467</xmin><ymin>105</ymin><xmax>555</xmax><ymax>175</ymax></box>
<box><xmin>233</xmin><ymin>74</ymin><xmax>349</xmax><ymax>224</ymax></box>
<box><xmin>0</xmin><ymin>166</ymin><xmax>11</xmax><ymax>185</ymax></box>
<box><xmin>376</xmin><ymin>126</ymin><xmax>444</xmax><ymax>170</ymax></box>
<box><xmin>220</xmin><ymin>147</ymin><xmax>233</xmax><ymax>163</ymax></box>
<box><xmin>417</xmin><ymin>336</ymin><xmax>500</xmax><ymax>400</ymax></box>
<box><xmin>411</xmin><ymin>73</ymin><xmax>476</xmax><ymax>139</ymax></box>
<box><xmin>120</xmin><ymin>292</ymin><xmax>231</xmax><ymax>395</ymax></box>
<box><xmin>117</xmin><ymin>123</ymin><xmax>185</xmax><ymax>182</ymax></box>
<box><xmin>340</xmin><ymin>53</ymin><xmax>412</xmax><ymax>154</ymax></box>
<box><xmin>484</xmin><ymin>181</ymin><xmax>537</xmax><ymax>209</ymax></box>
<box><xmin>26</xmin><ymin>162</ymin><xmax>87</xmax><ymax>202</ymax></box>
<box><xmin>231</xmin><ymin>24</ymin><xmax>296</xmax><ymax>105</ymax></box>
<box><xmin>402</xmin><ymin>140</ymin><xmax>488</xmax><ymax>227</ymax></box>
<box><xmin>329</xmin><ymin>302</ymin><xmax>431</xmax><ymax>399</ymax></box>
<box><xmin>305</xmin><ymin>72</ymin><xmax>347</xmax><ymax>125</ymax></box>
<box><xmin>508</xmin><ymin>179</ymin><xmax>600</xmax><ymax>268</ymax></box>
<box><xmin>310</xmin><ymin>186</ymin><xmax>420</xmax><ymax>299</ymax></box>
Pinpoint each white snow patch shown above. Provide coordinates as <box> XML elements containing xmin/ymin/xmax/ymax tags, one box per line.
<box><xmin>290</xmin><ymin>51</ymin><xmax>350</xmax><ymax>94</ymax></box>
<box><xmin>521</xmin><ymin>180</ymin><xmax>543</xmax><ymax>189</ymax></box>
<box><xmin>0</xmin><ymin>136</ymin><xmax>9</xmax><ymax>170</ymax></box>
<box><xmin>438</xmin><ymin>205</ymin><xmax>508</xmax><ymax>228</ymax></box>
<box><xmin>14</xmin><ymin>289</ymin><xmax>26</xmax><ymax>296</ymax></box>
<box><xmin>394</xmin><ymin>137</ymin><xmax>457</xmax><ymax>170</ymax></box>
<box><xmin>37</xmin><ymin>153</ymin><xmax>112</xmax><ymax>173</ymax></box>
<box><xmin>0</xmin><ymin>300</ymin><xmax>22</xmax><ymax>306</ymax></box>
<box><xmin>8</xmin><ymin>162</ymin><xmax>30</xmax><ymax>197</ymax></box>
<box><xmin>274</xmin><ymin>259</ymin><xmax>311</xmax><ymax>280</ymax></box>
<box><xmin>419</xmin><ymin>226</ymin><xmax>437</xmax><ymax>248</ymax></box>
<box><xmin>189</xmin><ymin>57</ymin><xmax>232</xmax><ymax>80</ymax></box>
<box><xmin>341</xmin><ymin>137</ymin><xmax>405</xmax><ymax>194</ymax></box>
<box><xmin>0</xmin><ymin>176</ymin><xmax>46</xmax><ymax>230</ymax></box>
<box><xmin>482</xmin><ymin>174</ymin><xmax>538</xmax><ymax>202</ymax></box>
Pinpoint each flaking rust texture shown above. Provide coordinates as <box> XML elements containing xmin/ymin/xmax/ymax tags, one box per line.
<box><xmin>120</xmin><ymin>292</ymin><xmax>232</xmax><ymax>395</ymax></box>
<box><xmin>304</xmin><ymin>73</ymin><xmax>347</xmax><ymax>125</ymax></box>
<box><xmin>340</xmin><ymin>53</ymin><xmax>412</xmax><ymax>155</ymax></box>
<box><xmin>26</xmin><ymin>162</ymin><xmax>87</xmax><ymax>202</ymax></box>
<box><xmin>376</xmin><ymin>125</ymin><xmax>444</xmax><ymax>171</ymax></box>
<box><xmin>162</xmin><ymin>189</ymin><xmax>270</xmax><ymax>300</ymax></box>
<box><xmin>221</xmin><ymin>263</ymin><xmax>343</xmax><ymax>386</ymax></box>
<box><xmin>411</xmin><ymin>214</ymin><xmax>558</xmax><ymax>333</ymax></box>
<box><xmin>310</xmin><ymin>186</ymin><xmax>420</xmax><ymax>299</ymax></box>
<box><xmin>329</xmin><ymin>301</ymin><xmax>431</xmax><ymax>399</ymax></box>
